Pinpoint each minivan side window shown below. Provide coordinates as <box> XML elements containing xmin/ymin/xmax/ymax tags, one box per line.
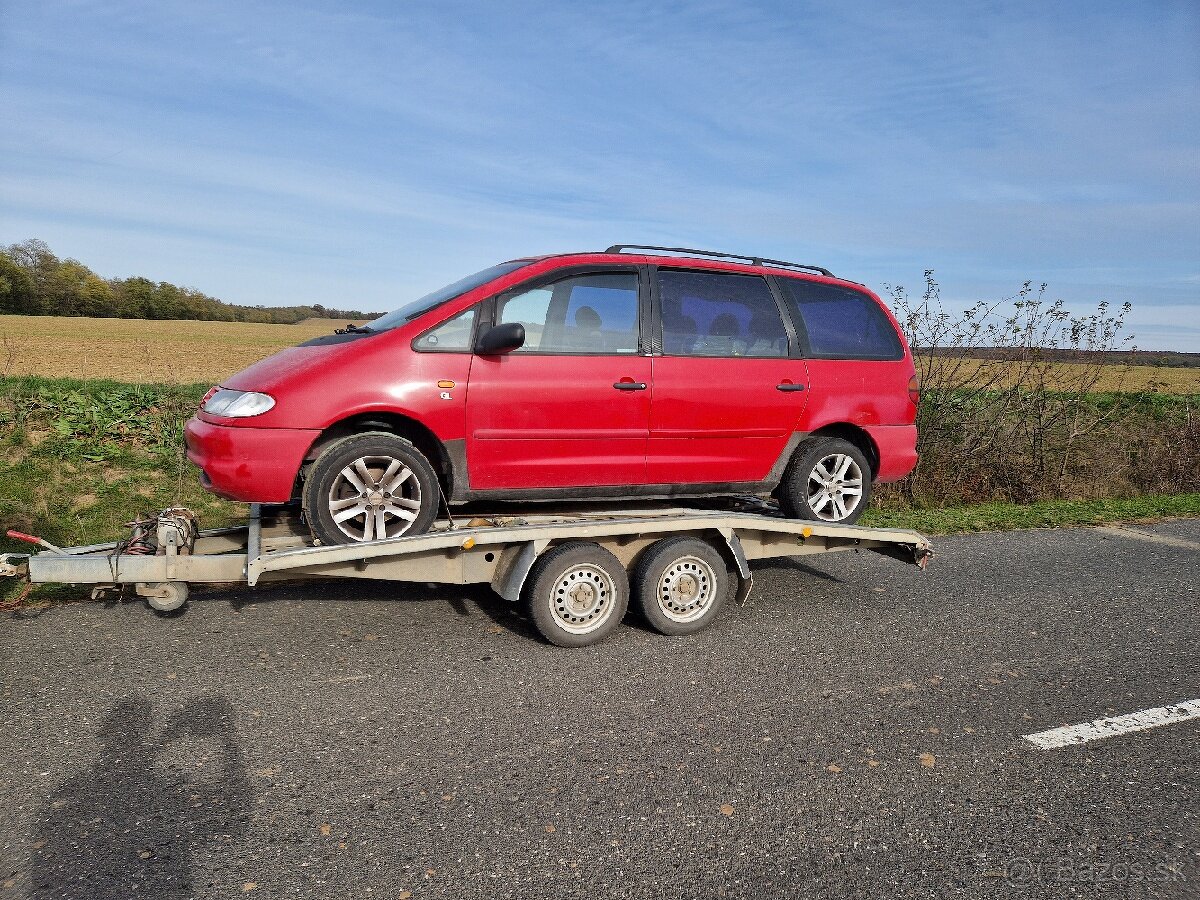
<box><xmin>657</xmin><ymin>270</ymin><xmax>789</xmax><ymax>357</ymax></box>
<box><xmin>496</xmin><ymin>271</ymin><xmax>640</xmax><ymax>354</ymax></box>
<box><xmin>776</xmin><ymin>278</ymin><xmax>903</xmax><ymax>360</ymax></box>
<box><xmin>413</xmin><ymin>306</ymin><xmax>476</xmax><ymax>351</ymax></box>
<box><xmin>498</xmin><ymin>287</ymin><xmax>554</xmax><ymax>351</ymax></box>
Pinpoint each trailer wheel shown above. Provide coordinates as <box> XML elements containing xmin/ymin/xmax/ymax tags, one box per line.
<box><xmin>778</xmin><ymin>437</ymin><xmax>872</xmax><ymax>524</ymax></box>
<box><xmin>524</xmin><ymin>542</ymin><xmax>629</xmax><ymax>648</ymax></box>
<box><xmin>303</xmin><ymin>432</ymin><xmax>440</xmax><ymax>546</ymax></box>
<box><xmin>137</xmin><ymin>581</ymin><xmax>189</xmax><ymax>613</ymax></box>
<box><xmin>632</xmin><ymin>537</ymin><xmax>730</xmax><ymax>636</ymax></box>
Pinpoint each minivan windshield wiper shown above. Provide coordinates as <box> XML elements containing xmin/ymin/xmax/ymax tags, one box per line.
<box><xmin>335</xmin><ymin>323</ymin><xmax>373</xmax><ymax>335</ymax></box>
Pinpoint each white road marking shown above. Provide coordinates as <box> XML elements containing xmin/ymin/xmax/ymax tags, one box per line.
<box><xmin>1095</xmin><ymin>525</ymin><xmax>1200</xmax><ymax>551</ymax></box>
<box><xmin>1023</xmin><ymin>699</ymin><xmax>1200</xmax><ymax>750</ymax></box>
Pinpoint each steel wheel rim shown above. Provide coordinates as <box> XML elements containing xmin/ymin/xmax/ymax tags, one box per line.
<box><xmin>326</xmin><ymin>454</ymin><xmax>423</xmax><ymax>542</ymax></box>
<box><xmin>807</xmin><ymin>453</ymin><xmax>864</xmax><ymax>522</ymax></box>
<box><xmin>656</xmin><ymin>555</ymin><xmax>716</xmax><ymax>623</ymax></box>
<box><xmin>548</xmin><ymin>563</ymin><xmax>616</xmax><ymax>634</ymax></box>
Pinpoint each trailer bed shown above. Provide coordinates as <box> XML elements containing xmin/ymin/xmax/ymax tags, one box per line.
<box><xmin>2</xmin><ymin>503</ymin><xmax>931</xmax><ymax>645</ymax></box>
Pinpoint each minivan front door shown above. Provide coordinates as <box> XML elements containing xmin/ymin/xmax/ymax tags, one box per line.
<box><xmin>465</xmin><ymin>269</ymin><xmax>651</xmax><ymax>491</ymax></box>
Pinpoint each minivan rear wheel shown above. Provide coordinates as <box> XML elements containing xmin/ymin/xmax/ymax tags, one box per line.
<box><xmin>303</xmin><ymin>432</ymin><xmax>440</xmax><ymax>545</ymax></box>
<box><xmin>778</xmin><ymin>437</ymin><xmax>872</xmax><ymax>525</ymax></box>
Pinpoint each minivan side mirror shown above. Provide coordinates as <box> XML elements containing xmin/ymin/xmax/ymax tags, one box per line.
<box><xmin>474</xmin><ymin>322</ymin><xmax>525</xmax><ymax>355</ymax></box>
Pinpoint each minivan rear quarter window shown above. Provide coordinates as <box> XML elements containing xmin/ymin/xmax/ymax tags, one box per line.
<box><xmin>777</xmin><ymin>278</ymin><xmax>902</xmax><ymax>360</ymax></box>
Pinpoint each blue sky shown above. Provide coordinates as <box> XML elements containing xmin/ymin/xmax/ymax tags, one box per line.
<box><xmin>2</xmin><ymin>0</ymin><xmax>1198</xmax><ymax>349</ymax></box>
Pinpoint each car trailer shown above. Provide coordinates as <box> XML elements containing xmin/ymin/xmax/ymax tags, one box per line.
<box><xmin>1</xmin><ymin>504</ymin><xmax>932</xmax><ymax>647</ymax></box>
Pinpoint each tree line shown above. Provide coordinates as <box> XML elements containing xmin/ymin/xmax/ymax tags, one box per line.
<box><xmin>0</xmin><ymin>239</ymin><xmax>380</xmax><ymax>324</ymax></box>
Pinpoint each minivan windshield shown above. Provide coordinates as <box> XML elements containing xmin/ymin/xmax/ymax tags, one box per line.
<box><xmin>366</xmin><ymin>260</ymin><xmax>530</xmax><ymax>332</ymax></box>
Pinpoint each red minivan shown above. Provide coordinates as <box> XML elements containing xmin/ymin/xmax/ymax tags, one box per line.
<box><xmin>185</xmin><ymin>246</ymin><xmax>918</xmax><ymax>545</ymax></box>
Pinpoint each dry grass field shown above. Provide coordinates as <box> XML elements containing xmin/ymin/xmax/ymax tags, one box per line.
<box><xmin>0</xmin><ymin>314</ymin><xmax>1197</xmax><ymax>393</ymax></box>
<box><xmin>0</xmin><ymin>315</ymin><xmax>359</xmax><ymax>384</ymax></box>
<box><xmin>920</xmin><ymin>355</ymin><xmax>1200</xmax><ymax>394</ymax></box>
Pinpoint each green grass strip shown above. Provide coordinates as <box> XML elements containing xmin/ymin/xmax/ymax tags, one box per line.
<box><xmin>861</xmin><ymin>493</ymin><xmax>1200</xmax><ymax>534</ymax></box>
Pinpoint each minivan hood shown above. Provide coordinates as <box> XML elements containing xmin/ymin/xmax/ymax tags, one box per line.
<box><xmin>221</xmin><ymin>331</ymin><xmax>379</xmax><ymax>393</ymax></box>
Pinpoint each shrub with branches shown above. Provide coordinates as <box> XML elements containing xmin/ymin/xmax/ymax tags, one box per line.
<box><xmin>880</xmin><ymin>272</ymin><xmax>1192</xmax><ymax>506</ymax></box>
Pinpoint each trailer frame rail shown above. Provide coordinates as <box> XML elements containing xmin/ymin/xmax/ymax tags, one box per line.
<box><xmin>2</xmin><ymin>503</ymin><xmax>932</xmax><ymax>640</ymax></box>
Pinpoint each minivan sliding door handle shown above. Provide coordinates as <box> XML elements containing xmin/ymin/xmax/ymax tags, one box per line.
<box><xmin>613</xmin><ymin>381</ymin><xmax>647</xmax><ymax>391</ymax></box>
<box><xmin>776</xmin><ymin>383</ymin><xmax>806</xmax><ymax>392</ymax></box>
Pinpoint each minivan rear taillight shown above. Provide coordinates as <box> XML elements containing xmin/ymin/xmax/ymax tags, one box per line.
<box><xmin>908</xmin><ymin>375</ymin><xmax>920</xmax><ymax>406</ymax></box>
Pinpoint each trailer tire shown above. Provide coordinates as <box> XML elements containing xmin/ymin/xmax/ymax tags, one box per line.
<box><xmin>303</xmin><ymin>432</ymin><xmax>440</xmax><ymax>546</ymax></box>
<box><xmin>778</xmin><ymin>437</ymin><xmax>872</xmax><ymax>525</ymax></box>
<box><xmin>632</xmin><ymin>537</ymin><xmax>730</xmax><ymax>636</ymax></box>
<box><xmin>140</xmin><ymin>581</ymin><xmax>189</xmax><ymax>613</ymax></box>
<box><xmin>524</xmin><ymin>542</ymin><xmax>629</xmax><ymax>648</ymax></box>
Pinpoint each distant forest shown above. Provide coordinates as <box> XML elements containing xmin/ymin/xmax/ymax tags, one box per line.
<box><xmin>0</xmin><ymin>239</ymin><xmax>381</xmax><ymax>324</ymax></box>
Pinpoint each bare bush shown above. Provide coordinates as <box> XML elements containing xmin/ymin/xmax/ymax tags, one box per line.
<box><xmin>879</xmin><ymin>271</ymin><xmax>1184</xmax><ymax>506</ymax></box>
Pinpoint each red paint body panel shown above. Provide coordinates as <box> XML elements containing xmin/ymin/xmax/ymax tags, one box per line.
<box><xmin>211</xmin><ymin>336</ymin><xmax>473</xmax><ymax>438</ymax></box>
<box><xmin>185</xmin><ymin>251</ymin><xmax>920</xmax><ymax>503</ymax></box>
<box><xmin>647</xmin><ymin>356</ymin><xmax>810</xmax><ymax>483</ymax></box>
<box><xmin>184</xmin><ymin>417</ymin><xmax>318</xmax><ymax>502</ymax></box>
<box><xmin>865</xmin><ymin>425</ymin><xmax>919</xmax><ymax>483</ymax></box>
<box><xmin>466</xmin><ymin>354</ymin><xmax>651</xmax><ymax>489</ymax></box>
<box><xmin>800</xmin><ymin>360</ymin><xmax>917</xmax><ymax>430</ymax></box>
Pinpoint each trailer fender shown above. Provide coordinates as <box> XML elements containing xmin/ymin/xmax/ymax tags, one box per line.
<box><xmin>492</xmin><ymin>539</ymin><xmax>551</xmax><ymax>603</ymax></box>
<box><xmin>717</xmin><ymin>528</ymin><xmax>754</xmax><ymax>607</ymax></box>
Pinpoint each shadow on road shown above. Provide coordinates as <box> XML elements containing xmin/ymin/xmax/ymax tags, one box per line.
<box><xmin>441</xmin><ymin>582</ymin><xmax>539</xmax><ymax>637</ymax></box>
<box><xmin>213</xmin><ymin>578</ymin><xmax>543</xmax><ymax>640</ymax></box>
<box><xmin>29</xmin><ymin>695</ymin><xmax>253</xmax><ymax>899</ymax></box>
<box><xmin>752</xmin><ymin>557</ymin><xmax>845</xmax><ymax>583</ymax></box>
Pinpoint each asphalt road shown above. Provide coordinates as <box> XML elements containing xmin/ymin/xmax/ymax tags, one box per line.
<box><xmin>1</xmin><ymin>520</ymin><xmax>1198</xmax><ymax>899</ymax></box>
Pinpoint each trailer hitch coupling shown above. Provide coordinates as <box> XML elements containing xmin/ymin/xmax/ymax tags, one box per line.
<box><xmin>0</xmin><ymin>553</ymin><xmax>30</xmax><ymax>579</ymax></box>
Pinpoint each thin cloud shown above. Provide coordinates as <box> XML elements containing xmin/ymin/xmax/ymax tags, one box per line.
<box><xmin>0</xmin><ymin>0</ymin><xmax>1196</xmax><ymax>348</ymax></box>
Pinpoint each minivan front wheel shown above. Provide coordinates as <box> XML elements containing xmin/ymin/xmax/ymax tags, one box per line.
<box><xmin>303</xmin><ymin>432</ymin><xmax>440</xmax><ymax>545</ymax></box>
<box><xmin>778</xmin><ymin>437</ymin><xmax>872</xmax><ymax>525</ymax></box>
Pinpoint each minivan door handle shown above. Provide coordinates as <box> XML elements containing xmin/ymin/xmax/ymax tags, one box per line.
<box><xmin>613</xmin><ymin>380</ymin><xmax>648</xmax><ymax>391</ymax></box>
<box><xmin>776</xmin><ymin>382</ymin><xmax>806</xmax><ymax>392</ymax></box>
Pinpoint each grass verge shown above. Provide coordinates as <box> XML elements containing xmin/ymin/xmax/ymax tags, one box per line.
<box><xmin>861</xmin><ymin>493</ymin><xmax>1200</xmax><ymax>534</ymax></box>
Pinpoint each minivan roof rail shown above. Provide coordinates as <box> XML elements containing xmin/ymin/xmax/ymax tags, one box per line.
<box><xmin>603</xmin><ymin>244</ymin><xmax>834</xmax><ymax>279</ymax></box>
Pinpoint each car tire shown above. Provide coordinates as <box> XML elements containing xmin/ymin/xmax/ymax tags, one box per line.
<box><xmin>632</xmin><ymin>537</ymin><xmax>730</xmax><ymax>636</ymax></box>
<box><xmin>303</xmin><ymin>432</ymin><xmax>440</xmax><ymax>545</ymax></box>
<box><xmin>778</xmin><ymin>437</ymin><xmax>872</xmax><ymax>525</ymax></box>
<box><xmin>524</xmin><ymin>542</ymin><xmax>629</xmax><ymax>648</ymax></box>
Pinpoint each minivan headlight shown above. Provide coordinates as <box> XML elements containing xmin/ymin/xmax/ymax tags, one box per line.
<box><xmin>202</xmin><ymin>389</ymin><xmax>276</xmax><ymax>418</ymax></box>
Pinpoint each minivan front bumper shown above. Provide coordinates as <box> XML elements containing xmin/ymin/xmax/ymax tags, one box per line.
<box><xmin>184</xmin><ymin>416</ymin><xmax>319</xmax><ymax>502</ymax></box>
